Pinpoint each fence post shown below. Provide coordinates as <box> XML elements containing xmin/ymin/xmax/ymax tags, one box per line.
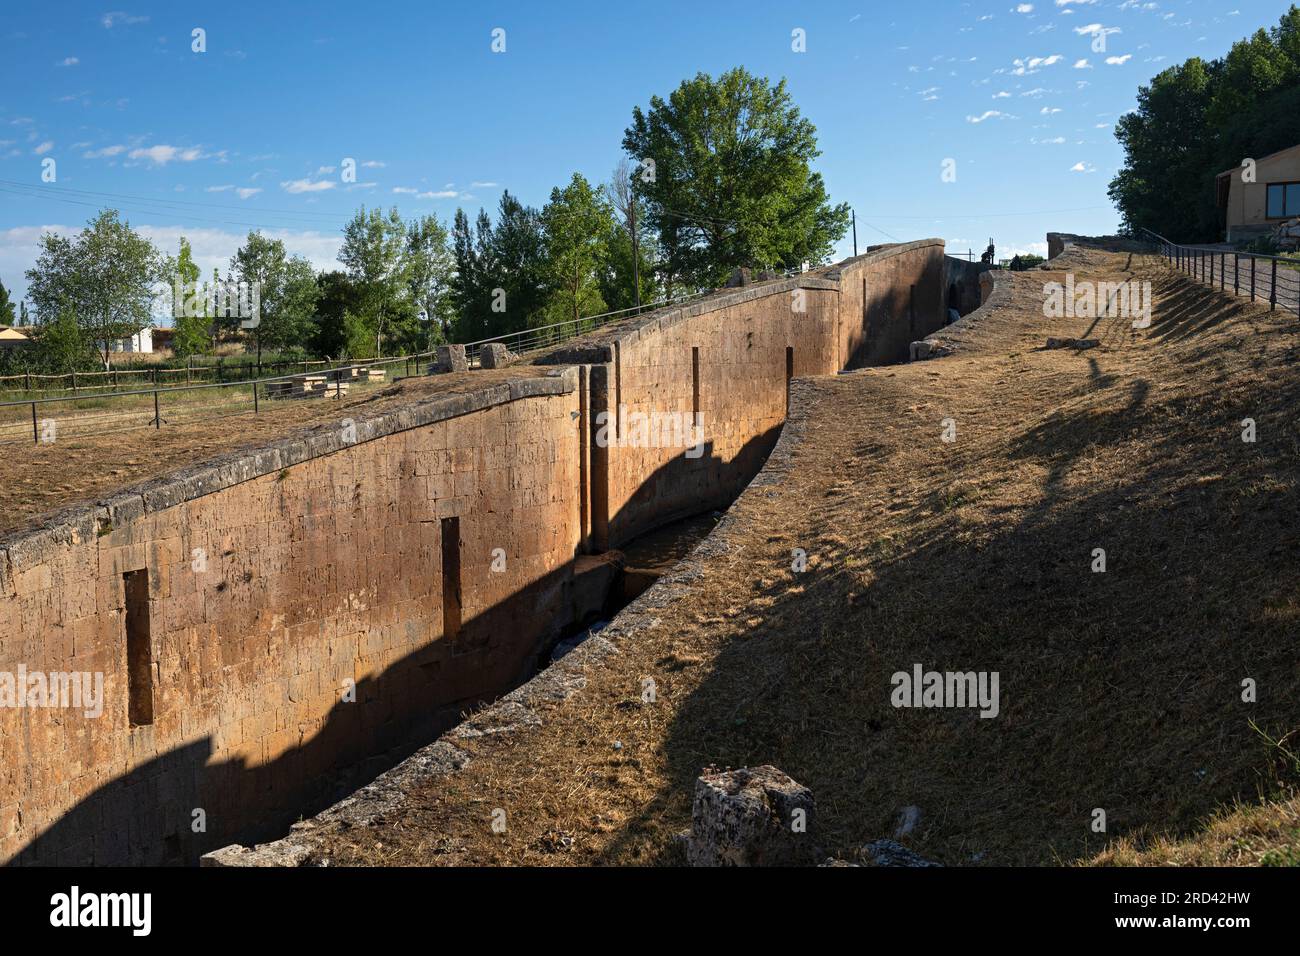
<box><xmin>253</xmin><ymin>382</ymin><xmax>259</xmax><ymax>415</ymax></box>
<box><xmin>71</xmin><ymin>371</ymin><xmax>76</xmax><ymax>390</ymax></box>
<box><xmin>31</xmin><ymin>402</ymin><xmax>38</xmax><ymax>445</ymax></box>
<box><xmin>1251</xmin><ymin>257</ymin><xmax>1256</xmax><ymax>300</ymax></box>
<box><xmin>1220</xmin><ymin>253</ymin><xmax>1225</xmax><ymax>291</ymax></box>
<box><xmin>1233</xmin><ymin>254</ymin><xmax>1239</xmax><ymax>295</ymax></box>
<box><xmin>1271</xmin><ymin>259</ymin><xmax>1278</xmax><ymax>311</ymax></box>
<box><xmin>153</xmin><ymin>390</ymin><xmax>160</xmax><ymax>429</ymax></box>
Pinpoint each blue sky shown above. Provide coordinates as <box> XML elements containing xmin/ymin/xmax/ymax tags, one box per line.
<box><xmin>0</xmin><ymin>0</ymin><xmax>1293</xmax><ymax>305</ymax></box>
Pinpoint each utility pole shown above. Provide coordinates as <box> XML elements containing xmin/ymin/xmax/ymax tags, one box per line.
<box><xmin>629</xmin><ymin>171</ymin><xmax>642</xmax><ymax>313</ymax></box>
<box><xmin>851</xmin><ymin>208</ymin><xmax>858</xmax><ymax>257</ymax></box>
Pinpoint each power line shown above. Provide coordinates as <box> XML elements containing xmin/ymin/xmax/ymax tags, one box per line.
<box><xmin>0</xmin><ymin>184</ymin><xmax>347</xmax><ymax>234</ymax></box>
<box><xmin>849</xmin><ymin>204</ymin><xmax>1113</xmax><ymax>221</ymax></box>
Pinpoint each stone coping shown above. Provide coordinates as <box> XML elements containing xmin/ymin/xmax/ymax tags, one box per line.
<box><xmin>537</xmin><ymin>239</ymin><xmax>945</xmax><ymax>365</ymax></box>
<box><xmin>0</xmin><ymin>367</ymin><xmax>580</xmax><ymax>589</ymax></box>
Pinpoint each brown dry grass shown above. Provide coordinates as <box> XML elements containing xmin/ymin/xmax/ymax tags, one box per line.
<box><xmin>307</xmin><ymin>246</ymin><xmax>1300</xmax><ymax>867</ymax></box>
<box><xmin>0</xmin><ymin>367</ymin><xmax>549</xmax><ymax>538</ymax></box>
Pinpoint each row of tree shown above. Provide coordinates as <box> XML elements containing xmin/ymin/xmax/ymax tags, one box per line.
<box><xmin>1110</xmin><ymin>5</ymin><xmax>1300</xmax><ymax>240</ymax></box>
<box><xmin>7</xmin><ymin>67</ymin><xmax>850</xmax><ymax>374</ymax></box>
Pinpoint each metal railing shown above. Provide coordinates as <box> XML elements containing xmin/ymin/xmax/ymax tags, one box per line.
<box><xmin>0</xmin><ymin>351</ymin><xmax>439</xmax><ymax>446</ymax></box>
<box><xmin>458</xmin><ymin>266</ymin><xmax>807</xmax><ymax>366</ymax></box>
<box><xmin>1140</xmin><ymin>227</ymin><xmax>1300</xmax><ymax>316</ymax></box>
<box><xmin>1</xmin><ymin>266</ymin><xmax>812</xmax><ymax>445</ymax></box>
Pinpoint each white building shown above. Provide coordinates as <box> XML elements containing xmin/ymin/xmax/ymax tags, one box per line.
<box><xmin>105</xmin><ymin>327</ymin><xmax>154</xmax><ymax>354</ymax></box>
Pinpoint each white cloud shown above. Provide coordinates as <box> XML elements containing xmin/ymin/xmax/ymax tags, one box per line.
<box><xmin>57</xmin><ymin>57</ymin><xmax>79</xmax><ymax>67</ymax></box>
<box><xmin>129</xmin><ymin>144</ymin><xmax>203</xmax><ymax>165</ymax></box>
<box><xmin>1070</xmin><ymin>161</ymin><xmax>1097</xmax><ymax>173</ymax></box>
<box><xmin>967</xmin><ymin>110</ymin><xmax>1014</xmax><ymax>123</ymax></box>
<box><xmin>33</xmin><ymin>141</ymin><xmax>54</xmax><ymax>155</ymax></box>
<box><xmin>101</xmin><ymin>12</ymin><xmax>149</xmax><ymax>28</ymax></box>
<box><xmin>360</xmin><ymin>160</ymin><xmax>386</xmax><ymax>168</ymax></box>
<box><xmin>281</xmin><ymin>178</ymin><xmax>336</xmax><ymax>194</ymax></box>
<box><xmin>236</xmin><ymin>188</ymin><xmax>262</xmax><ymax>199</ymax></box>
<box><xmin>1105</xmin><ymin>54</ymin><xmax>1132</xmax><ymax>65</ymax></box>
<box><xmin>83</xmin><ymin>144</ymin><xmax>126</xmax><ymax>158</ymax></box>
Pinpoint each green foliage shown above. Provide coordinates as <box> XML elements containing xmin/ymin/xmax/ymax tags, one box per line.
<box><xmin>1009</xmin><ymin>254</ymin><xmax>1046</xmax><ymax>271</ymax></box>
<box><xmin>450</xmin><ymin>192</ymin><xmax>547</xmax><ymax>341</ymax></box>
<box><xmin>541</xmin><ymin>173</ymin><xmax>615</xmax><ymax>325</ymax></box>
<box><xmin>170</xmin><ymin>237</ymin><xmax>210</xmax><ymax>358</ymax></box>
<box><xmin>312</xmin><ymin>270</ymin><xmax>360</xmax><ymax>358</ymax></box>
<box><xmin>339</xmin><ymin>206</ymin><xmax>408</xmax><ymax>355</ymax></box>
<box><xmin>341</xmin><ymin>309</ymin><xmax>377</xmax><ymax>360</ymax></box>
<box><xmin>24</xmin><ymin>209</ymin><xmax>169</xmax><ymax>368</ymax></box>
<box><xmin>0</xmin><ymin>277</ymin><xmax>15</xmax><ymax>326</ymax></box>
<box><xmin>406</xmin><ymin>214</ymin><xmax>455</xmax><ymax>345</ymax></box>
<box><xmin>1110</xmin><ymin>5</ymin><xmax>1300</xmax><ymax>240</ymax></box>
<box><xmin>600</xmin><ymin>218</ymin><xmax>657</xmax><ymax>314</ymax></box>
<box><xmin>30</xmin><ymin>307</ymin><xmax>98</xmax><ymax>373</ymax></box>
<box><xmin>231</xmin><ymin>231</ymin><xmax>321</xmax><ymax>362</ymax></box>
<box><xmin>622</xmin><ymin>67</ymin><xmax>850</xmax><ymax>289</ymax></box>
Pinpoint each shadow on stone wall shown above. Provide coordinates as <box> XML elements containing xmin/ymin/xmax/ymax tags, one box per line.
<box><xmin>13</xmin><ymin>436</ymin><xmax>767</xmax><ymax>866</ymax></box>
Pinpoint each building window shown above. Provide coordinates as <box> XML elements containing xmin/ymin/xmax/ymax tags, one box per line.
<box><xmin>1266</xmin><ymin>182</ymin><xmax>1300</xmax><ymax>219</ymax></box>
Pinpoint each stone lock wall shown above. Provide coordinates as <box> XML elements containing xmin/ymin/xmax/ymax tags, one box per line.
<box><xmin>0</xmin><ymin>372</ymin><xmax>583</xmax><ymax>865</ymax></box>
<box><xmin>2</xmin><ymin>240</ymin><xmax>946</xmax><ymax>866</ymax></box>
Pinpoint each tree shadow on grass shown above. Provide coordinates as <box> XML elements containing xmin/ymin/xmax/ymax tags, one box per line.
<box><xmin>593</xmin><ymin>343</ymin><xmax>1300</xmax><ymax>867</ymax></box>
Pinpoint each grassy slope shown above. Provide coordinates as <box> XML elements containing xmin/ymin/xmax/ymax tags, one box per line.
<box><xmin>311</xmin><ymin>247</ymin><xmax>1300</xmax><ymax>866</ymax></box>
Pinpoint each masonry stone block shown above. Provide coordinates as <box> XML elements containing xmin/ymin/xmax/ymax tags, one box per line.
<box><xmin>479</xmin><ymin>343</ymin><xmax>515</xmax><ymax>369</ymax></box>
<box><xmin>431</xmin><ymin>344</ymin><xmax>468</xmax><ymax>374</ymax></box>
<box><xmin>686</xmin><ymin>766</ymin><xmax>816</xmax><ymax>867</ymax></box>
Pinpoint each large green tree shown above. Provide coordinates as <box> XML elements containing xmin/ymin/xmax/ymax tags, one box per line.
<box><xmin>406</xmin><ymin>214</ymin><xmax>455</xmax><ymax>347</ymax></box>
<box><xmin>339</xmin><ymin>206</ymin><xmax>409</xmax><ymax>355</ymax></box>
<box><xmin>541</xmin><ymin>173</ymin><xmax>616</xmax><ymax>325</ymax></box>
<box><xmin>450</xmin><ymin>191</ymin><xmax>547</xmax><ymax>341</ymax></box>
<box><xmin>171</xmin><ymin>237</ymin><xmax>211</xmax><ymax>358</ymax></box>
<box><xmin>1110</xmin><ymin>5</ymin><xmax>1300</xmax><ymax>240</ymax></box>
<box><xmin>622</xmin><ymin>67</ymin><xmax>850</xmax><ymax>289</ymax></box>
<box><xmin>231</xmin><ymin>231</ymin><xmax>320</xmax><ymax>363</ymax></box>
<box><xmin>24</xmin><ymin>209</ymin><xmax>170</xmax><ymax>369</ymax></box>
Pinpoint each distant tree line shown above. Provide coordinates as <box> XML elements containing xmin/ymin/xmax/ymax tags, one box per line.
<box><xmin>1110</xmin><ymin>5</ymin><xmax>1300</xmax><ymax>241</ymax></box>
<box><xmin>4</xmin><ymin>67</ymin><xmax>849</xmax><ymax>376</ymax></box>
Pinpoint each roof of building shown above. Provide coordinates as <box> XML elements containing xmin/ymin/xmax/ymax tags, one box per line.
<box><xmin>1217</xmin><ymin>142</ymin><xmax>1300</xmax><ymax>178</ymax></box>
